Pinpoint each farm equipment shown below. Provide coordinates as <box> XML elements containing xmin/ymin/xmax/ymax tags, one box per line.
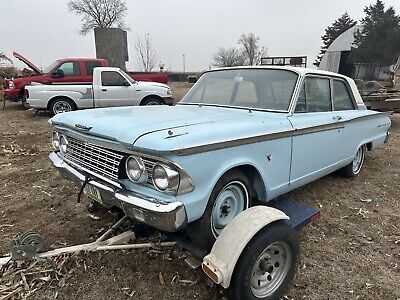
<box><xmin>0</xmin><ymin>197</ymin><xmax>319</xmax><ymax>300</ymax></box>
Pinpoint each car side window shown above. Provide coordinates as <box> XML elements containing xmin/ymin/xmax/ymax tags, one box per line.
<box><xmin>333</xmin><ymin>80</ymin><xmax>355</xmax><ymax>110</ymax></box>
<box><xmin>101</xmin><ymin>71</ymin><xmax>129</xmax><ymax>86</ymax></box>
<box><xmin>294</xmin><ymin>84</ymin><xmax>307</xmax><ymax>113</ymax></box>
<box><xmin>85</xmin><ymin>61</ymin><xmax>102</xmax><ymax>76</ymax></box>
<box><xmin>295</xmin><ymin>77</ymin><xmax>332</xmax><ymax>113</ymax></box>
<box><xmin>58</xmin><ymin>62</ymin><xmax>81</xmax><ymax>76</ymax></box>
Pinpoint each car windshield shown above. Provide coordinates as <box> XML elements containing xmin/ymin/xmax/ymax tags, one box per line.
<box><xmin>43</xmin><ymin>60</ymin><xmax>60</xmax><ymax>73</ymax></box>
<box><xmin>179</xmin><ymin>69</ymin><xmax>298</xmax><ymax>111</ymax></box>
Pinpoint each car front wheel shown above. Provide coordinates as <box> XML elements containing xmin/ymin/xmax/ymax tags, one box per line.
<box><xmin>50</xmin><ymin>98</ymin><xmax>76</xmax><ymax>115</ymax></box>
<box><xmin>187</xmin><ymin>170</ymin><xmax>252</xmax><ymax>250</ymax></box>
<box><xmin>141</xmin><ymin>97</ymin><xmax>164</xmax><ymax>105</ymax></box>
<box><xmin>339</xmin><ymin>145</ymin><xmax>366</xmax><ymax>178</ymax></box>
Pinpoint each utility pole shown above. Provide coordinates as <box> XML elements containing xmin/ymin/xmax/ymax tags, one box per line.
<box><xmin>183</xmin><ymin>54</ymin><xmax>186</xmax><ymax>73</ymax></box>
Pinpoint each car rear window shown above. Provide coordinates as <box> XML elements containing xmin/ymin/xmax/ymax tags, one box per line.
<box><xmin>85</xmin><ymin>61</ymin><xmax>102</xmax><ymax>76</ymax></box>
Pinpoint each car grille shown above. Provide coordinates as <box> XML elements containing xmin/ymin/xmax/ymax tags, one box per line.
<box><xmin>65</xmin><ymin>137</ymin><xmax>124</xmax><ymax>181</ymax></box>
<box><xmin>142</xmin><ymin>157</ymin><xmax>157</xmax><ymax>186</ymax></box>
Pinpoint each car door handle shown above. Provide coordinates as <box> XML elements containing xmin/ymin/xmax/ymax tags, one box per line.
<box><xmin>101</xmin><ymin>88</ymin><xmax>107</xmax><ymax>92</ymax></box>
<box><xmin>332</xmin><ymin>115</ymin><xmax>343</xmax><ymax>121</ymax></box>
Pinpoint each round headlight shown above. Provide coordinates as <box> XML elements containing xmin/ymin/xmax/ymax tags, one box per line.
<box><xmin>59</xmin><ymin>135</ymin><xmax>68</xmax><ymax>154</ymax></box>
<box><xmin>126</xmin><ymin>156</ymin><xmax>146</xmax><ymax>182</ymax></box>
<box><xmin>152</xmin><ymin>164</ymin><xmax>179</xmax><ymax>192</ymax></box>
<box><xmin>52</xmin><ymin>132</ymin><xmax>60</xmax><ymax>150</ymax></box>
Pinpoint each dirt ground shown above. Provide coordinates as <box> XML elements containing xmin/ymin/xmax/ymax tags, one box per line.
<box><xmin>0</xmin><ymin>83</ymin><xmax>399</xmax><ymax>300</ymax></box>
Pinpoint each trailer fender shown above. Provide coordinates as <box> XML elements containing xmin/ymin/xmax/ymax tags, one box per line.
<box><xmin>202</xmin><ymin>206</ymin><xmax>289</xmax><ymax>288</ymax></box>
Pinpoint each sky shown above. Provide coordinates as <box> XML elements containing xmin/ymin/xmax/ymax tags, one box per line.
<box><xmin>1</xmin><ymin>0</ymin><xmax>400</xmax><ymax>72</ymax></box>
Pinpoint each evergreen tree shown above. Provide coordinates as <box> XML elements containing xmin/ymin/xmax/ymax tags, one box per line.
<box><xmin>352</xmin><ymin>0</ymin><xmax>400</xmax><ymax>65</ymax></box>
<box><xmin>314</xmin><ymin>13</ymin><xmax>357</xmax><ymax>67</ymax></box>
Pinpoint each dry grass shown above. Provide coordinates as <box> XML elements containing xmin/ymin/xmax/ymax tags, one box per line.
<box><xmin>168</xmin><ymin>82</ymin><xmax>193</xmax><ymax>103</ymax></box>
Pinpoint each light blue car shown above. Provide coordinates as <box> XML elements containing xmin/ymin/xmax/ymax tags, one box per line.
<box><xmin>49</xmin><ymin>66</ymin><xmax>391</xmax><ymax>250</ymax></box>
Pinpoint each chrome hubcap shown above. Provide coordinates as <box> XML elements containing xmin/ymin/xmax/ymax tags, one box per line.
<box><xmin>211</xmin><ymin>181</ymin><xmax>248</xmax><ymax>237</ymax></box>
<box><xmin>251</xmin><ymin>242</ymin><xmax>291</xmax><ymax>298</ymax></box>
<box><xmin>352</xmin><ymin>147</ymin><xmax>364</xmax><ymax>174</ymax></box>
<box><xmin>53</xmin><ymin>101</ymin><xmax>72</xmax><ymax>114</ymax></box>
<box><xmin>146</xmin><ymin>101</ymin><xmax>161</xmax><ymax>105</ymax></box>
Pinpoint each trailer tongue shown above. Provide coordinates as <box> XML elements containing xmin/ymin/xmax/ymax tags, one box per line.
<box><xmin>0</xmin><ymin>196</ymin><xmax>319</xmax><ymax>300</ymax></box>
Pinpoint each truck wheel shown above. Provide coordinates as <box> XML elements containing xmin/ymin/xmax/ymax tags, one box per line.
<box><xmin>187</xmin><ymin>170</ymin><xmax>252</xmax><ymax>250</ymax></box>
<box><xmin>50</xmin><ymin>98</ymin><xmax>76</xmax><ymax>115</ymax></box>
<box><xmin>228</xmin><ymin>221</ymin><xmax>299</xmax><ymax>300</ymax></box>
<box><xmin>141</xmin><ymin>97</ymin><xmax>164</xmax><ymax>105</ymax></box>
<box><xmin>339</xmin><ymin>145</ymin><xmax>365</xmax><ymax>178</ymax></box>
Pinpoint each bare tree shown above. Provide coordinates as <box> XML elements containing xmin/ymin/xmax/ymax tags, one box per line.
<box><xmin>67</xmin><ymin>0</ymin><xmax>128</xmax><ymax>35</ymax></box>
<box><xmin>238</xmin><ymin>33</ymin><xmax>267</xmax><ymax>65</ymax></box>
<box><xmin>0</xmin><ymin>53</ymin><xmax>12</xmax><ymax>68</ymax></box>
<box><xmin>212</xmin><ymin>47</ymin><xmax>245</xmax><ymax>67</ymax></box>
<box><xmin>135</xmin><ymin>34</ymin><xmax>157</xmax><ymax>72</ymax></box>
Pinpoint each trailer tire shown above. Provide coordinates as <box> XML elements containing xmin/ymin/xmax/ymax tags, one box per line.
<box><xmin>50</xmin><ymin>98</ymin><xmax>76</xmax><ymax>115</ymax></box>
<box><xmin>228</xmin><ymin>221</ymin><xmax>299</xmax><ymax>300</ymax></box>
<box><xmin>187</xmin><ymin>170</ymin><xmax>252</xmax><ymax>251</ymax></box>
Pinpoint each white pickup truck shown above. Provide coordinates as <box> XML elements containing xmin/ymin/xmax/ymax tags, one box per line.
<box><xmin>25</xmin><ymin>67</ymin><xmax>174</xmax><ymax>115</ymax></box>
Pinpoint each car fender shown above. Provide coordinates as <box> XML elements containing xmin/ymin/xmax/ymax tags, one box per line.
<box><xmin>202</xmin><ymin>206</ymin><xmax>289</xmax><ymax>288</ymax></box>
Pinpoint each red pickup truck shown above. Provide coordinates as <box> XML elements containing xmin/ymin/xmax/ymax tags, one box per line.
<box><xmin>5</xmin><ymin>52</ymin><xmax>168</xmax><ymax>102</ymax></box>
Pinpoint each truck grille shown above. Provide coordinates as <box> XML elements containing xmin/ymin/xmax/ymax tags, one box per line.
<box><xmin>65</xmin><ymin>137</ymin><xmax>124</xmax><ymax>181</ymax></box>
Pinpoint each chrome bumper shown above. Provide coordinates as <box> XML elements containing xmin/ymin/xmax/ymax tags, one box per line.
<box><xmin>49</xmin><ymin>152</ymin><xmax>187</xmax><ymax>232</ymax></box>
<box><xmin>163</xmin><ymin>96</ymin><xmax>174</xmax><ymax>105</ymax></box>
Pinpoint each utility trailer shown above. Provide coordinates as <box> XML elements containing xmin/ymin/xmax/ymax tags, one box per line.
<box><xmin>0</xmin><ymin>197</ymin><xmax>319</xmax><ymax>300</ymax></box>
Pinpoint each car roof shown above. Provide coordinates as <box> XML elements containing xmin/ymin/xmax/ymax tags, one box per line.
<box><xmin>207</xmin><ymin>66</ymin><xmax>351</xmax><ymax>80</ymax></box>
<box><xmin>60</xmin><ymin>58</ymin><xmax>106</xmax><ymax>62</ymax></box>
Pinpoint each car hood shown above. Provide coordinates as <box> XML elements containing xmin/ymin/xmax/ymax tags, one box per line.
<box><xmin>13</xmin><ymin>51</ymin><xmax>43</xmax><ymax>75</ymax></box>
<box><xmin>137</xmin><ymin>81</ymin><xmax>169</xmax><ymax>89</ymax></box>
<box><xmin>50</xmin><ymin>105</ymin><xmax>291</xmax><ymax>154</ymax></box>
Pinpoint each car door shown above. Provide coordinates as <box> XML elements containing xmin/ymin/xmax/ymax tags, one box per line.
<box><xmin>288</xmin><ymin>75</ymin><xmax>343</xmax><ymax>187</ymax></box>
<box><xmin>330</xmin><ymin>78</ymin><xmax>364</xmax><ymax>161</ymax></box>
<box><xmin>96</xmin><ymin>70</ymin><xmax>135</xmax><ymax>107</ymax></box>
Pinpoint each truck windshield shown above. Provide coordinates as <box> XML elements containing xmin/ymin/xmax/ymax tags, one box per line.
<box><xmin>179</xmin><ymin>69</ymin><xmax>298</xmax><ymax>111</ymax></box>
<box><xmin>120</xmin><ymin>70</ymin><xmax>136</xmax><ymax>84</ymax></box>
<box><xmin>43</xmin><ymin>60</ymin><xmax>60</xmax><ymax>73</ymax></box>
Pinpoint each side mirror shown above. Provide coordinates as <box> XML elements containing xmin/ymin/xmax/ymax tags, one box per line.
<box><xmin>51</xmin><ymin>69</ymin><xmax>64</xmax><ymax>78</ymax></box>
<box><xmin>123</xmin><ymin>81</ymin><xmax>130</xmax><ymax>86</ymax></box>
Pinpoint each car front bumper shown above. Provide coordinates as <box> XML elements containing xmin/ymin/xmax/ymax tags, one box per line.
<box><xmin>49</xmin><ymin>152</ymin><xmax>188</xmax><ymax>232</ymax></box>
<box><xmin>163</xmin><ymin>96</ymin><xmax>174</xmax><ymax>105</ymax></box>
<box><xmin>5</xmin><ymin>89</ymin><xmax>20</xmax><ymax>102</ymax></box>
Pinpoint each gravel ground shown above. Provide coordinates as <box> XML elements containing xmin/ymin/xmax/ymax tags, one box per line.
<box><xmin>0</xmin><ymin>84</ymin><xmax>399</xmax><ymax>299</ymax></box>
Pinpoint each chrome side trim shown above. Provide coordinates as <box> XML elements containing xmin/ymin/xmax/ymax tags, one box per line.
<box><xmin>173</xmin><ymin>130</ymin><xmax>294</xmax><ymax>156</ymax></box>
<box><xmin>173</xmin><ymin>122</ymin><xmax>345</xmax><ymax>155</ymax></box>
<box><xmin>293</xmin><ymin>122</ymin><xmax>345</xmax><ymax>136</ymax></box>
<box><xmin>173</xmin><ymin>113</ymin><xmax>387</xmax><ymax>156</ymax></box>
